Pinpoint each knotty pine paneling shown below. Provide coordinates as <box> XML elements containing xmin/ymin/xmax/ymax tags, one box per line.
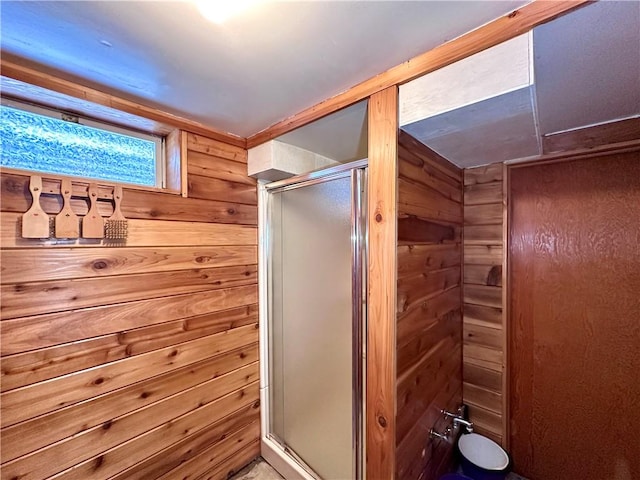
<box><xmin>396</xmin><ymin>130</ymin><xmax>463</xmax><ymax>480</ymax></box>
<box><xmin>0</xmin><ymin>132</ymin><xmax>259</xmax><ymax>479</ymax></box>
<box><xmin>462</xmin><ymin>162</ymin><xmax>505</xmax><ymax>445</ymax></box>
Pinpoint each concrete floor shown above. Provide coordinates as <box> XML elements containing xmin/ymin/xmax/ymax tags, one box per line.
<box><xmin>230</xmin><ymin>458</ymin><xmax>529</xmax><ymax>480</ymax></box>
<box><xmin>230</xmin><ymin>458</ymin><xmax>284</xmax><ymax>480</ymax></box>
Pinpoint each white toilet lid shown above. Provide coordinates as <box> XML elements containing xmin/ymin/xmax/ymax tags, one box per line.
<box><xmin>458</xmin><ymin>433</ymin><xmax>509</xmax><ymax>470</ymax></box>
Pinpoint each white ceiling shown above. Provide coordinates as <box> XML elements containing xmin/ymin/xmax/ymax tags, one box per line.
<box><xmin>0</xmin><ymin>0</ymin><xmax>529</xmax><ymax>138</ymax></box>
<box><xmin>400</xmin><ymin>1</ymin><xmax>640</xmax><ymax>167</ymax></box>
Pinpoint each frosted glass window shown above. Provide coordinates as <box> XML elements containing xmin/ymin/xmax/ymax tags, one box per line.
<box><xmin>0</xmin><ymin>103</ymin><xmax>160</xmax><ymax>187</ymax></box>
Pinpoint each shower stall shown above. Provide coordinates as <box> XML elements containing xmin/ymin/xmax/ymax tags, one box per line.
<box><xmin>259</xmin><ymin>160</ymin><xmax>367</xmax><ymax>480</ymax></box>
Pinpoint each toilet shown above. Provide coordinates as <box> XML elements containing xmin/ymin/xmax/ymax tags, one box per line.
<box><xmin>457</xmin><ymin>433</ymin><xmax>510</xmax><ymax>480</ymax></box>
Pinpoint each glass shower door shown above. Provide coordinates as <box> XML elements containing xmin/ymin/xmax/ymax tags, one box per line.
<box><xmin>267</xmin><ymin>164</ymin><xmax>365</xmax><ymax>480</ymax></box>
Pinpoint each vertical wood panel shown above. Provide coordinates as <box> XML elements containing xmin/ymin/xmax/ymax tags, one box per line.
<box><xmin>367</xmin><ymin>86</ymin><xmax>398</xmax><ymax>480</ymax></box>
<box><xmin>509</xmin><ymin>151</ymin><xmax>640</xmax><ymax>479</ymax></box>
<box><xmin>396</xmin><ymin>130</ymin><xmax>463</xmax><ymax>480</ymax></box>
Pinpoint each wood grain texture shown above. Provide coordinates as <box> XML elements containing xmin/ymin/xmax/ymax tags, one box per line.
<box><xmin>1</xmin><ymin>305</ymin><xmax>258</xmax><ymax>392</ymax></box>
<box><xmin>1</xmin><ymin>212</ymin><xmax>257</xmax><ymax>248</ymax></box>
<box><xmin>1</xmin><ymin>284</ymin><xmax>258</xmax><ymax>355</ymax></box>
<box><xmin>48</xmin><ymin>384</ymin><xmax>260</xmax><ymax>480</ymax></box>
<box><xmin>462</xmin><ymin>163</ymin><xmax>506</xmax><ymax>442</ymax></box>
<box><xmin>367</xmin><ymin>87</ymin><xmax>398</xmax><ymax>480</ymax></box>
<box><xmin>1</xmin><ymin>173</ymin><xmax>258</xmax><ymax>225</ymax></box>
<box><xmin>509</xmin><ymin>151</ymin><xmax>640</xmax><ymax>479</ymax></box>
<box><xmin>110</xmin><ymin>402</ymin><xmax>258</xmax><ymax>479</ymax></box>
<box><xmin>542</xmin><ymin>116</ymin><xmax>640</xmax><ymax>154</ymax></box>
<box><xmin>187</xmin><ymin>132</ymin><xmax>247</xmax><ymax>162</ymax></box>
<box><xmin>0</xmin><ymin>132</ymin><xmax>259</xmax><ymax>477</ymax></box>
<box><xmin>1</xmin><ymin>343</ymin><xmax>258</xmax><ymax>462</ymax></box>
<box><xmin>1</xmin><ymin>265</ymin><xmax>257</xmax><ymax>319</ymax></box>
<box><xmin>0</xmin><ymin>245</ymin><xmax>257</xmax><ymax>284</ymax></box>
<box><xmin>247</xmin><ymin>1</ymin><xmax>589</xmax><ymax>147</ymax></box>
<box><xmin>1</xmin><ymin>324</ymin><xmax>258</xmax><ymax>427</ymax></box>
<box><xmin>396</xmin><ymin>130</ymin><xmax>462</xmax><ymax>480</ymax></box>
<box><xmin>1</xmin><ymin>364</ymin><xmax>258</xmax><ymax>480</ymax></box>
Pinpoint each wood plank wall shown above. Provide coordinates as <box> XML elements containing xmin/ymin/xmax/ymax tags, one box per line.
<box><xmin>0</xmin><ymin>132</ymin><xmax>260</xmax><ymax>479</ymax></box>
<box><xmin>395</xmin><ymin>130</ymin><xmax>463</xmax><ymax>480</ymax></box>
<box><xmin>462</xmin><ymin>162</ymin><xmax>505</xmax><ymax>444</ymax></box>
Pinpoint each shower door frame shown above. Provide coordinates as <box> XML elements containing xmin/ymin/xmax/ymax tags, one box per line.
<box><xmin>259</xmin><ymin>159</ymin><xmax>368</xmax><ymax>480</ymax></box>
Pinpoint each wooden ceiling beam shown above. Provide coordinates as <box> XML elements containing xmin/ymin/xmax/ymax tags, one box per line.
<box><xmin>246</xmin><ymin>0</ymin><xmax>591</xmax><ymax>148</ymax></box>
<box><xmin>0</xmin><ymin>57</ymin><xmax>247</xmax><ymax>148</ymax></box>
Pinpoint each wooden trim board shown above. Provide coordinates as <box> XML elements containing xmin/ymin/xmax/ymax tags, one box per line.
<box><xmin>246</xmin><ymin>0</ymin><xmax>590</xmax><ymax>148</ymax></box>
<box><xmin>0</xmin><ymin>58</ymin><xmax>246</xmax><ymax>148</ymax></box>
<box><xmin>366</xmin><ymin>86</ymin><xmax>398</xmax><ymax>480</ymax></box>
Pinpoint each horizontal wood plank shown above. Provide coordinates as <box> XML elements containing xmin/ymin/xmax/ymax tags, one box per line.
<box><xmin>397</xmin><ymin>342</ymin><xmax>461</xmax><ymax>443</ymax></box>
<box><xmin>1</xmin><ymin>284</ymin><xmax>257</xmax><ymax>355</ymax></box>
<box><xmin>463</xmin><ymin>343</ymin><xmax>503</xmax><ymax>365</ymax></box>
<box><xmin>542</xmin><ymin>116</ymin><xmax>640</xmax><ymax>154</ymax></box>
<box><xmin>111</xmin><ymin>402</ymin><xmax>259</xmax><ymax>479</ymax></box>
<box><xmin>398</xmin><ymin>216</ymin><xmax>459</xmax><ymax>244</ymax></box>
<box><xmin>188</xmin><ymin>174</ymin><xmax>257</xmax><ymax>205</ymax></box>
<box><xmin>157</xmin><ymin>421</ymin><xmax>260</xmax><ymax>480</ymax></box>
<box><xmin>463</xmin><ymin>162</ymin><xmax>503</xmax><ymax>186</ymax></box>
<box><xmin>398</xmin><ymin>130</ymin><xmax>462</xmax><ymax>183</ymax></box>
<box><xmin>196</xmin><ymin>440</ymin><xmax>261</xmax><ymax>480</ymax></box>
<box><xmin>464</xmin><ymin>224</ymin><xmax>503</xmax><ymax>245</ymax></box>
<box><xmin>1</xmin><ymin>364</ymin><xmax>258</xmax><ymax>479</ymax></box>
<box><xmin>1</xmin><ymin>173</ymin><xmax>257</xmax><ymax>225</ymax></box>
<box><xmin>1</xmin><ymin>213</ymin><xmax>257</xmax><ymax>248</ymax></box>
<box><xmin>397</xmin><ymin>244</ymin><xmax>461</xmax><ymax>278</ymax></box>
<box><xmin>188</xmin><ymin>151</ymin><xmax>256</xmax><ymax>186</ymax></box>
<box><xmin>187</xmin><ymin>133</ymin><xmax>248</xmax><ymax>162</ymax></box>
<box><xmin>1</xmin><ymin>344</ymin><xmax>258</xmax><ymax>462</ymax></box>
<box><xmin>464</xmin><ymin>322</ymin><xmax>503</xmax><ymax>349</ymax></box>
<box><xmin>1</xmin><ymin>324</ymin><xmax>258</xmax><ymax>427</ymax></box>
<box><xmin>463</xmin><ymin>382</ymin><xmax>503</xmax><ymax>414</ymax></box>
<box><xmin>397</xmin><ymin>267</ymin><xmax>461</xmax><ymax>315</ymax></box>
<box><xmin>466</xmin><ymin>403</ymin><xmax>503</xmax><ymax>435</ymax></box>
<box><xmin>397</xmin><ymin>287</ymin><xmax>461</xmax><ymax>346</ymax></box>
<box><xmin>464</xmin><ymin>203</ymin><xmax>503</xmax><ymax>225</ymax></box>
<box><xmin>1</xmin><ymin>264</ymin><xmax>257</xmax><ymax>319</ymax></box>
<box><xmin>464</xmin><ymin>181</ymin><xmax>503</xmax><ymax>205</ymax></box>
<box><xmin>464</xmin><ymin>245</ymin><xmax>503</xmax><ymax>266</ymax></box>
<box><xmin>398</xmin><ymin>156</ymin><xmax>462</xmax><ymax>203</ymax></box>
<box><xmin>398</xmin><ymin>310</ymin><xmax>460</xmax><ymax>377</ymax></box>
<box><xmin>399</xmin><ymin>179</ymin><xmax>462</xmax><ymax>225</ymax></box>
<box><xmin>122</xmin><ymin>188</ymin><xmax>257</xmax><ymax>225</ymax></box>
<box><xmin>464</xmin><ymin>284</ymin><xmax>502</xmax><ymax>308</ymax></box>
<box><xmin>464</xmin><ymin>264</ymin><xmax>502</xmax><ymax>286</ymax></box>
<box><xmin>1</xmin><ymin>304</ymin><xmax>258</xmax><ymax>391</ymax></box>
<box><xmin>47</xmin><ymin>383</ymin><xmax>259</xmax><ymax>480</ymax></box>
<box><xmin>463</xmin><ymin>303</ymin><xmax>503</xmax><ymax>326</ymax></box>
<box><xmin>0</xmin><ymin>245</ymin><xmax>257</xmax><ymax>284</ymax></box>
<box><xmin>463</xmin><ymin>361</ymin><xmax>502</xmax><ymax>392</ymax></box>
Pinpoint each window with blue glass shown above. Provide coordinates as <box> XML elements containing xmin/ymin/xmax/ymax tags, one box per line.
<box><xmin>0</xmin><ymin>99</ymin><xmax>164</xmax><ymax>187</ymax></box>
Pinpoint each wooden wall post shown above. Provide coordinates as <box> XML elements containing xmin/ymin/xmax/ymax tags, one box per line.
<box><xmin>367</xmin><ymin>86</ymin><xmax>398</xmax><ymax>479</ymax></box>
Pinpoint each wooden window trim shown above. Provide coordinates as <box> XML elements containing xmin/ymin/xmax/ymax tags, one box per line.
<box><xmin>1</xmin><ymin>89</ymin><xmax>189</xmax><ymax>197</ymax></box>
